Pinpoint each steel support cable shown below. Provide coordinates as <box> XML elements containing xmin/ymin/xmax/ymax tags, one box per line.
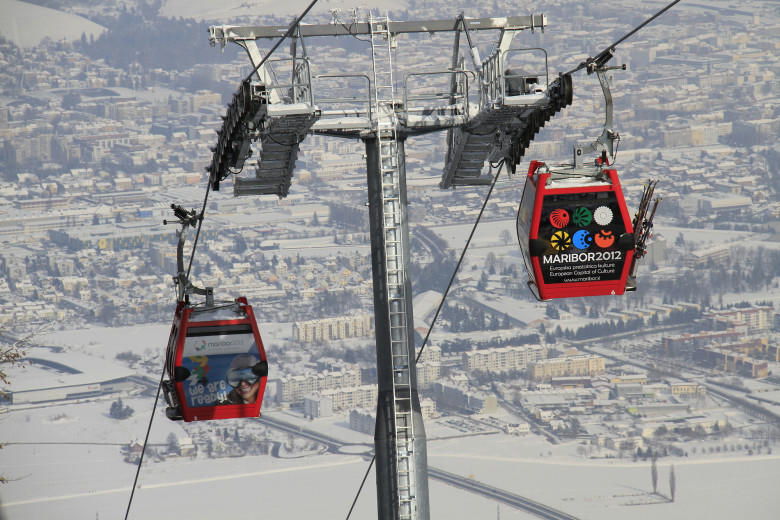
<box><xmin>564</xmin><ymin>0</ymin><xmax>682</xmax><ymax>75</ymax></box>
<box><xmin>129</xmin><ymin>4</ymin><xmax>320</xmax><ymax>517</ymax></box>
<box><xmin>123</xmin><ymin>365</ymin><xmax>167</xmax><ymax>520</ymax></box>
<box><xmin>345</xmin><ymin>455</ymin><xmax>375</xmax><ymax>520</ymax></box>
<box><xmin>344</xmin><ymin>161</ymin><xmax>505</xmax><ymax>520</ymax></box>
<box><xmin>416</xmin><ymin>159</ymin><xmax>504</xmax><ymax>364</ymax></box>
<box><xmin>185</xmin><ymin>181</ymin><xmax>212</xmax><ymax>281</ymax></box>
<box><xmin>196</xmin><ymin>0</ymin><xmax>325</xmax><ymax>276</ymax></box>
<box><xmin>125</xmin><ymin>176</ymin><xmax>213</xmax><ymax>517</ymax></box>
<box><xmin>243</xmin><ymin>0</ymin><xmax>321</xmax><ymax>84</ymax></box>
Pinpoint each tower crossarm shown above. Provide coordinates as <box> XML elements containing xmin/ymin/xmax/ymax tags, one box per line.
<box><xmin>206</xmin><ymin>49</ymin><xmax>321</xmax><ymax>196</ymax></box>
<box><xmin>208</xmin><ymin>15</ymin><xmax>546</xmax><ymax>43</ymax></box>
<box><xmin>208</xmin><ymin>14</ymin><xmax>557</xmax><ymax>196</ymax></box>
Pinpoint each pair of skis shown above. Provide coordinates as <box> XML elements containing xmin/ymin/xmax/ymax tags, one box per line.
<box><xmin>627</xmin><ymin>179</ymin><xmax>661</xmax><ymax>289</ymax></box>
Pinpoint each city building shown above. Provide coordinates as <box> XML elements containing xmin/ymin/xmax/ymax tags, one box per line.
<box><xmin>662</xmin><ymin>327</ymin><xmax>748</xmax><ymax>356</ymax></box>
<box><xmin>462</xmin><ymin>344</ymin><xmax>547</xmax><ymax>373</ymax></box>
<box><xmin>292</xmin><ymin>313</ymin><xmax>373</xmax><ymax>341</ymax></box>
<box><xmin>683</xmin><ymin>244</ymin><xmax>730</xmax><ymax>268</ymax></box>
<box><xmin>707</xmin><ymin>306</ymin><xmax>774</xmax><ymax>333</ymax></box>
<box><xmin>320</xmin><ymin>385</ymin><xmax>378</xmax><ymax>411</ymax></box>
<box><xmin>278</xmin><ymin>365</ymin><xmax>362</xmax><ymax>404</ymax></box>
<box><xmin>431</xmin><ymin>380</ymin><xmax>498</xmax><ymax>414</ymax></box>
<box><xmin>303</xmin><ymin>392</ymin><xmax>333</xmax><ymax>418</ymax></box>
<box><xmin>349</xmin><ymin>408</ymin><xmax>375</xmax><ymax>435</ymax></box>
<box><xmin>2</xmin><ymin>348</ymin><xmax>137</xmax><ymax>405</ymax></box>
<box><xmin>694</xmin><ymin>346</ymin><xmax>769</xmax><ymax>379</ymax></box>
<box><xmin>528</xmin><ymin>354</ymin><xmax>606</xmax><ymax>382</ymax></box>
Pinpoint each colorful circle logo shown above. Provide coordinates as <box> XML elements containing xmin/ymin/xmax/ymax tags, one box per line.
<box><xmin>550</xmin><ymin>209</ymin><xmax>570</xmax><ymax>229</ymax></box>
<box><xmin>572</xmin><ymin>207</ymin><xmax>592</xmax><ymax>227</ymax></box>
<box><xmin>594</xmin><ymin>230</ymin><xmax>615</xmax><ymax>248</ymax></box>
<box><xmin>593</xmin><ymin>206</ymin><xmax>613</xmax><ymax>226</ymax></box>
<box><xmin>551</xmin><ymin>230</ymin><xmax>571</xmax><ymax>251</ymax></box>
<box><xmin>572</xmin><ymin>230</ymin><xmax>592</xmax><ymax>250</ymax></box>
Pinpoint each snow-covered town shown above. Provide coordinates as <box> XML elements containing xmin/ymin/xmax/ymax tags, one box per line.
<box><xmin>1</xmin><ymin>1</ymin><xmax>779</xmax><ymax>519</ymax></box>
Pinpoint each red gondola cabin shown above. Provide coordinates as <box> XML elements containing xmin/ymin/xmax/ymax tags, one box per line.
<box><xmin>517</xmin><ymin>157</ymin><xmax>635</xmax><ymax>300</ymax></box>
<box><xmin>163</xmin><ymin>297</ymin><xmax>268</xmax><ymax>422</ymax></box>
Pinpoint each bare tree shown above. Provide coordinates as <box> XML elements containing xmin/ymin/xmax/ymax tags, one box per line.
<box><xmin>669</xmin><ymin>464</ymin><xmax>676</xmax><ymax>502</ymax></box>
<box><xmin>651</xmin><ymin>456</ymin><xmax>658</xmax><ymax>494</ymax></box>
<box><xmin>1</xmin><ymin>323</ymin><xmax>53</xmax><ymax>483</ymax></box>
<box><xmin>1</xmin><ymin>331</ymin><xmax>27</xmax><ymax>399</ymax></box>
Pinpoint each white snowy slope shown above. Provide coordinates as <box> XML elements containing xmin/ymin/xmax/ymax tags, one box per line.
<box><xmin>0</xmin><ymin>0</ymin><xmax>106</xmax><ymax>49</ymax></box>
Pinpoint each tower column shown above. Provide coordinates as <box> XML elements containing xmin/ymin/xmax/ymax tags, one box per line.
<box><xmin>365</xmin><ymin>136</ymin><xmax>429</xmax><ymax>520</ymax></box>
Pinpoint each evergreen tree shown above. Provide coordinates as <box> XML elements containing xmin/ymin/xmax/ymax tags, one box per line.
<box><xmin>477</xmin><ymin>271</ymin><xmax>488</xmax><ymax>291</ymax></box>
<box><xmin>502</xmin><ymin>313</ymin><xmax>511</xmax><ymax>328</ymax></box>
<box><xmin>167</xmin><ymin>432</ymin><xmax>179</xmax><ymax>454</ymax></box>
<box><xmin>489</xmin><ymin>315</ymin><xmax>500</xmax><ymax>330</ymax></box>
<box><xmin>109</xmin><ymin>397</ymin><xmax>134</xmax><ymax>419</ymax></box>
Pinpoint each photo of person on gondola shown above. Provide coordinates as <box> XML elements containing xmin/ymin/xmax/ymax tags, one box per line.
<box><xmin>223</xmin><ymin>353</ymin><xmax>263</xmax><ymax>404</ymax></box>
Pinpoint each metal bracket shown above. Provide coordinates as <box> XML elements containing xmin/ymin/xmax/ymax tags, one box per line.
<box><xmin>163</xmin><ymin>204</ymin><xmax>213</xmax><ymax>306</ymax></box>
<box><xmin>589</xmin><ymin>63</ymin><xmax>626</xmax><ymax>163</ymax></box>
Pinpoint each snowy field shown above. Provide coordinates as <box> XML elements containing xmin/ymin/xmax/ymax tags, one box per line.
<box><xmin>2</xmin><ymin>399</ymin><xmax>779</xmax><ymax>520</ymax></box>
<box><xmin>0</xmin><ymin>1</ymin><xmax>106</xmax><ymax>48</ymax></box>
<box><xmin>3</xmin><ymin>321</ymin><xmax>780</xmax><ymax>519</ymax></box>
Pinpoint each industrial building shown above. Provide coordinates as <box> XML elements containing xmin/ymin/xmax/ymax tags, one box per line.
<box><xmin>2</xmin><ymin>347</ymin><xmax>137</xmax><ymax>405</ymax></box>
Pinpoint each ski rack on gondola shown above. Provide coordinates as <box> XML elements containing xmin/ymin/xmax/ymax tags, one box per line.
<box><xmin>628</xmin><ymin>179</ymin><xmax>661</xmax><ymax>287</ymax></box>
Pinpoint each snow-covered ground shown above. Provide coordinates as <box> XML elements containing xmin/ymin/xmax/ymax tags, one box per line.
<box><xmin>0</xmin><ymin>1</ymin><xmax>106</xmax><ymax>48</ymax></box>
<box><xmin>3</xmin><ymin>321</ymin><xmax>780</xmax><ymax>519</ymax></box>
<box><xmin>2</xmin><ymin>399</ymin><xmax>779</xmax><ymax>520</ymax></box>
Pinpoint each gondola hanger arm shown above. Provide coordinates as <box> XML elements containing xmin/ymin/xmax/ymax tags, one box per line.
<box><xmin>163</xmin><ymin>204</ymin><xmax>213</xmax><ymax>306</ymax></box>
<box><xmin>589</xmin><ymin>63</ymin><xmax>626</xmax><ymax>163</ymax></box>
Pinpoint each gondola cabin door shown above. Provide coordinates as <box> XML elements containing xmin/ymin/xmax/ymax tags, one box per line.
<box><xmin>517</xmin><ymin>159</ymin><xmax>635</xmax><ymax>300</ymax></box>
<box><xmin>164</xmin><ymin>297</ymin><xmax>268</xmax><ymax>422</ymax></box>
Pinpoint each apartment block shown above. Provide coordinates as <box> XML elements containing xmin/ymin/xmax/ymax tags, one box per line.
<box><xmin>278</xmin><ymin>365</ymin><xmax>362</xmax><ymax>404</ymax></box>
<box><xmin>320</xmin><ymin>385</ymin><xmax>378</xmax><ymax>411</ymax></box>
<box><xmin>528</xmin><ymin>355</ymin><xmax>606</xmax><ymax>382</ymax></box>
<box><xmin>462</xmin><ymin>344</ymin><xmax>547</xmax><ymax>373</ymax></box>
<box><xmin>292</xmin><ymin>313</ymin><xmax>372</xmax><ymax>341</ymax></box>
<box><xmin>707</xmin><ymin>306</ymin><xmax>774</xmax><ymax>332</ymax></box>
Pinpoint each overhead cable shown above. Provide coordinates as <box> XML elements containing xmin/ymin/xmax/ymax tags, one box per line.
<box><xmin>415</xmin><ymin>160</ymin><xmax>505</xmax><ymax>363</ymax></box>
<box><xmin>123</xmin><ymin>366</ymin><xmax>167</xmax><ymax>520</ymax></box>
<box><xmin>565</xmin><ymin>0</ymin><xmax>683</xmax><ymax>75</ymax></box>
<box><xmin>244</xmin><ymin>0</ymin><xmax>321</xmax><ymax>83</ymax></box>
